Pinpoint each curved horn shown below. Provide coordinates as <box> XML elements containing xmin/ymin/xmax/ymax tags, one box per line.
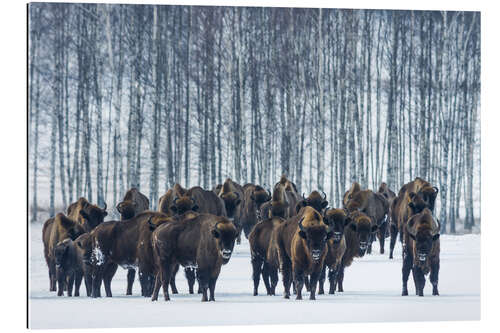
<box><xmin>302</xmin><ymin>193</ymin><xmax>307</xmax><ymax>200</ymax></box>
<box><xmin>298</xmin><ymin>217</ymin><xmax>306</xmax><ymax>232</ymax></box>
<box><xmin>148</xmin><ymin>216</ymin><xmax>155</xmax><ymax>228</ymax></box>
<box><xmin>234</xmin><ymin>191</ymin><xmax>240</xmax><ymax>200</ymax></box>
<box><xmin>267</xmin><ymin>189</ymin><xmax>272</xmax><ymax>199</ymax></box>
<box><xmin>102</xmin><ymin>202</ymin><xmax>107</xmax><ymax>211</ymax></box>
<box><xmin>433</xmin><ymin>186</ymin><xmax>439</xmax><ymax>194</ymax></box>
<box><xmin>321</xmin><ymin>191</ymin><xmax>327</xmax><ymax>201</ymax></box>
<box><xmin>116</xmin><ymin>202</ymin><xmax>122</xmax><ymax>212</ymax></box>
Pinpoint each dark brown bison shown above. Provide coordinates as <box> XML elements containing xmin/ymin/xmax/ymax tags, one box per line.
<box><xmin>185</xmin><ymin>186</ymin><xmax>227</xmax><ymax>216</ymax></box>
<box><xmin>388</xmin><ymin>178</ymin><xmax>439</xmax><ymax>259</ymax></box>
<box><xmin>344</xmin><ymin>189</ymin><xmax>389</xmax><ymax>254</ymax></box>
<box><xmin>378</xmin><ymin>182</ymin><xmax>396</xmax><ymax>202</ymax></box>
<box><xmin>239</xmin><ymin>184</ymin><xmax>271</xmax><ymax>239</ymax></box>
<box><xmin>336</xmin><ymin>210</ymin><xmax>378</xmax><ymax>292</ymax></box>
<box><xmin>67</xmin><ymin>197</ymin><xmax>108</xmax><ymax>232</ymax></box>
<box><xmin>158</xmin><ymin>184</ymin><xmax>189</xmax><ymax>216</ymax></box>
<box><xmin>88</xmin><ymin>211</ymin><xmax>172</xmax><ymax>298</ymax></box>
<box><xmin>343</xmin><ymin>182</ymin><xmax>362</xmax><ymax>207</ymax></box>
<box><xmin>150</xmin><ymin>214</ymin><xmax>238</xmax><ymax>302</ymax></box>
<box><xmin>248</xmin><ymin>216</ymin><xmax>285</xmax><ymax>296</ymax></box>
<box><xmin>403</xmin><ymin>208</ymin><xmax>440</xmax><ymax>296</ymax></box>
<box><xmin>295</xmin><ymin>191</ymin><xmax>329</xmax><ymax>215</ymax></box>
<box><xmin>53</xmin><ymin>238</ymin><xmax>85</xmax><ymax>297</ymax></box>
<box><xmin>73</xmin><ymin>233</ymin><xmax>93</xmax><ymax>296</ymax></box>
<box><xmin>260</xmin><ymin>175</ymin><xmax>300</xmax><ymax>220</ymax></box>
<box><xmin>275</xmin><ymin>206</ymin><xmax>333</xmax><ymax>300</ymax></box>
<box><xmin>318</xmin><ymin>208</ymin><xmax>348</xmax><ymax>295</ymax></box>
<box><xmin>218</xmin><ymin>178</ymin><xmax>243</xmax><ymax>241</ymax></box>
<box><xmin>43</xmin><ymin>213</ymin><xmax>86</xmax><ymax>292</ymax></box>
<box><xmin>116</xmin><ymin>188</ymin><xmax>150</xmax><ymax>220</ymax></box>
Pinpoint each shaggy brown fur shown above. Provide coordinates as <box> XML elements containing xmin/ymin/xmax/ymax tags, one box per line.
<box><xmin>343</xmin><ymin>182</ymin><xmax>362</xmax><ymax>207</ymax></box>
<box><xmin>336</xmin><ymin>210</ymin><xmax>377</xmax><ymax>292</ymax></box>
<box><xmin>116</xmin><ymin>188</ymin><xmax>150</xmax><ymax>220</ymax></box>
<box><xmin>67</xmin><ymin>197</ymin><xmax>108</xmax><ymax>232</ymax></box>
<box><xmin>239</xmin><ymin>184</ymin><xmax>271</xmax><ymax>239</ymax></box>
<box><xmin>218</xmin><ymin>178</ymin><xmax>244</xmax><ymax>242</ymax></box>
<box><xmin>345</xmin><ymin>189</ymin><xmax>389</xmax><ymax>254</ymax></box>
<box><xmin>43</xmin><ymin>214</ymin><xmax>86</xmax><ymax>292</ymax></box>
<box><xmin>88</xmin><ymin>211</ymin><xmax>172</xmax><ymax>298</ymax></box>
<box><xmin>158</xmin><ymin>184</ymin><xmax>188</xmax><ymax>216</ymax></box>
<box><xmin>248</xmin><ymin>216</ymin><xmax>285</xmax><ymax>296</ymax></box>
<box><xmin>151</xmin><ymin>214</ymin><xmax>238</xmax><ymax>302</ymax></box>
<box><xmin>260</xmin><ymin>178</ymin><xmax>298</xmax><ymax>220</ymax></box>
<box><xmin>388</xmin><ymin>178</ymin><xmax>439</xmax><ymax>259</ymax></box>
<box><xmin>276</xmin><ymin>206</ymin><xmax>332</xmax><ymax>300</ymax></box>
<box><xmin>186</xmin><ymin>186</ymin><xmax>227</xmax><ymax>216</ymax></box>
<box><xmin>403</xmin><ymin>208</ymin><xmax>440</xmax><ymax>296</ymax></box>
<box><xmin>53</xmin><ymin>238</ymin><xmax>84</xmax><ymax>297</ymax></box>
<box><xmin>318</xmin><ymin>209</ymin><xmax>349</xmax><ymax>294</ymax></box>
<box><xmin>73</xmin><ymin>233</ymin><xmax>93</xmax><ymax>296</ymax></box>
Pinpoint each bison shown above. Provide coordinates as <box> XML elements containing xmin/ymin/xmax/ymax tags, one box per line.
<box><xmin>388</xmin><ymin>178</ymin><xmax>439</xmax><ymax>259</ymax></box>
<box><xmin>248</xmin><ymin>215</ymin><xmax>285</xmax><ymax>296</ymax></box>
<box><xmin>67</xmin><ymin>197</ymin><xmax>108</xmax><ymax>232</ymax></box>
<box><xmin>275</xmin><ymin>206</ymin><xmax>333</xmax><ymax>300</ymax></box>
<box><xmin>239</xmin><ymin>184</ymin><xmax>271</xmax><ymax>239</ymax></box>
<box><xmin>260</xmin><ymin>175</ymin><xmax>300</xmax><ymax>220</ymax></box>
<box><xmin>88</xmin><ymin>211</ymin><xmax>172</xmax><ymax>298</ymax></box>
<box><xmin>344</xmin><ymin>189</ymin><xmax>389</xmax><ymax>254</ymax></box>
<box><xmin>183</xmin><ymin>186</ymin><xmax>227</xmax><ymax>216</ymax></box>
<box><xmin>150</xmin><ymin>213</ymin><xmax>238</xmax><ymax>302</ymax></box>
<box><xmin>218</xmin><ymin>178</ymin><xmax>244</xmax><ymax>241</ymax></box>
<box><xmin>42</xmin><ymin>213</ymin><xmax>86</xmax><ymax>292</ymax></box>
<box><xmin>403</xmin><ymin>208</ymin><xmax>440</xmax><ymax>296</ymax></box>
<box><xmin>53</xmin><ymin>238</ymin><xmax>85</xmax><ymax>297</ymax></box>
<box><xmin>336</xmin><ymin>210</ymin><xmax>378</xmax><ymax>292</ymax></box>
<box><xmin>318</xmin><ymin>208</ymin><xmax>348</xmax><ymax>295</ymax></box>
<box><xmin>295</xmin><ymin>191</ymin><xmax>329</xmax><ymax>215</ymax></box>
<box><xmin>343</xmin><ymin>182</ymin><xmax>362</xmax><ymax>207</ymax></box>
<box><xmin>116</xmin><ymin>188</ymin><xmax>150</xmax><ymax>220</ymax></box>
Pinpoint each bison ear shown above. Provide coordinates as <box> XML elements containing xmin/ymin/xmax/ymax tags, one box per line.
<box><xmin>371</xmin><ymin>224</ymin><xmax>378</xmax><ymax>233</ymax></box>
<box><xmin>116</xmin><ymin>203</ymin><xmax>122</xmax><ymax>213</ymax></box>
<box><xmin>408</xmin><ymin>202</ymin><xmax>415</xmax><ymax>210</ymax></box>
<box><xmin>298</xmin><ymin>230</ymin><xmax>307</xmax><ymax>239</ymax></box>
<box><xmin>212</xmin><ymin>229</ymin><xmax>220</xmax><ymax>238</ymax></box>
<box><xmin>433</xmin><ymin>233</ymin><xmax>440</xmax><ymax>241</ymax></box>
<box><xmin>102</xmin><ymin>211</ymin><xmax>108</xmax><ymax>217</ymax></box>
<box><xmin>295</xmin><ymin>201</ymin><xmax>305</xmax><ymax>214</ymax></box>
<box><xmin>321</xmin><ymin>201</ymin><xmax>329</xmax><ymax>209</ymax></box>
<box><xmin>349</xmin><ymin>223</ymin><xmax>357</xmax><ymax>232</ymax></box>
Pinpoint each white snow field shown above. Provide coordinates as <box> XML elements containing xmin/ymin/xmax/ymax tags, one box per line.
<box><xmin>29</xmin><ymin>222</ymin><xmax>480</xmax><ymax>329</ymax></box>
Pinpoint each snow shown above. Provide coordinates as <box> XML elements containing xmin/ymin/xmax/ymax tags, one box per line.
<box><xmin>29</xmin><ymin>222</ymin><xmax>480</xmax><ymax>329</ymax></box>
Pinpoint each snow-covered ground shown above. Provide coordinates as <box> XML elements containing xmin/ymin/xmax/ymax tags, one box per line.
<box><xmin>29</xmin><ymin>222</ymin><xmax>480</xmax><ymax>329</ymax></box>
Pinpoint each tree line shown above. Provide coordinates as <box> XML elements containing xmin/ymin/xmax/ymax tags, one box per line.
<box><xmin>28</xmin><ymin>3</ymin><xmax>480</xmax><ymax>233</ymax></box>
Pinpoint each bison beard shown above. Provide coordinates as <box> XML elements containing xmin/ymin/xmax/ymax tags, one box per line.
<box><xmin>151</xmin><ymin>214</ymin><xmax>237</xmax><ymax>302</ymax></box>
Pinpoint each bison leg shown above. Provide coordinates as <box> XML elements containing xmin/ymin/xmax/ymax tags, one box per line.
<box><xmin>126</xmin><ymin>269</ymin><xmax>135</xmax><ymax>295</ymax></box>
<box><xmin>74</xmin><ymin>271</ymin><xmax>83</xmax><ymax>297</ymax></box>
<box><xmin>197</xmin><ymin>269</ymin><xmax>210</xmax><ymax>302</ymax></box>
<box><xmin>389</xmin><ymin>224</ymin><xmax>398</xmax><ymax>259</ymax></box>
<box><xmin>401</xmin><ymin>248</ymin><xmax>413</xmax><ymax>296</ymax></box>
<box><xmin>281</xmin><ymin>259</ymin><xmax>292</xmax><ymax>299</ymax></box>
<box><xmin>269</xmin><ymin>266</ymin><xmax>279</xmax><ymax>296</ymax></box>
<box><xmin>185</xmin><ymin>267</ymin><xmax>196</xmax><ymax>294</ymax></box>
<box><xmin>103</xmin><ymin>263</ymin><xmax>117</xmax><ymax>297</ymax></box>
<box><xmin>293</xmin><ymin>269</ymin><xmax>305</xmax><ymax>300</ymax></box>
<box><xmin>308</xmin><ymin>270</ymin><xmax>320</xmax><ymax>300</ymax></box>
<box><xmin>66</xmin><ymin>273</ymin><xmax>75</xmax><ymax>297</ymax></box>
<box><xmin>160</xmin><ymin>263</ymin><xmax>174</xmax><ymax>301</ymax></box>
<box><xmin>84</xmin><ymin>270</ymin><xmax>92</xmax><ymax>297</ymax></box>
<box><xmin>251</xmin><ymin>256</ymin><xmax>263</xmax><ymax>296</ymax></box>
<box><xmin>56</xmin><ymin>269</ymin><xmax>65</xmax><ymax>297</ymax></box>
<box><xmin>208</xmin><ymin>276</ymin><xmax>218</xmax><ymax>301</ymax></box>
<box><xmin>48</xmin><ymin>261</ymin><xmax>57</xmax><ymax>292</ymax></box>
<box><xmin>378</xmin><ymin>222</ymin><xmax>387</xmax><ymax>254</ymax></box>
<box><xmin>170</xmin><ymin>264</ymin><xmax>179</xmax><ymax>294</ymax></box>
<box><xmin>262</xmin><ymin>262</ymin><xmax>273</xmax><ymax>295</ymax></box>
<box><xmin>430</xmin><ymin>260</ymin><xmax>440</xmax><ymax>296</ymax></box>
<box><xmin>337</xmin><ymin>264</ymin><xmax>345</xmax><ymax>292</ymax></box>
<box><xmin>304</xmin><ymin>275</ymin><xmax>311</xmax><ymax>292</ymax></box>
<box><xmin>91</xmin><ymin>269</ymin><xmax>103</xmax><ymax>298</ymax></box>
<box><xmin>413</xmin><ymin>266</ymin><xmax>425</xmax><ymax>296</ymax></box>
<box><xmin>318</xmin><ymin>265</ymin><xmax>326</xmax><ymax>295</ymax></box>
<box><xmin>328</xmin><ymin>267</ymin><xmax>338</xmax><ymax>295</ymax></box>
<box><xmin>151</xmin><ymin>273</ymin><xmax>161</xmax><ymax>301</ymax></box>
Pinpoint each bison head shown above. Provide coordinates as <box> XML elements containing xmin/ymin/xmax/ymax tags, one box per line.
<box><xmin>80</xmin><ymin>202</ymin><xmax>107</xmax><ymax>231</ymax></box>
<box><xmin>54</xmin><ymin>238</ymin><xmax>72</xmax><ymax>269</ymax></box>
<box><xmin>75</xmin><ymin>233</ymin><xmax>92</xmax><ymax>265</ymax></box>
<box><xmin>324</xmin><ymin>208</ymin><xmax>351</xmax><ymax>244</ymax></box>
<box><xmin>212</xmin><ymin>220</ymin><xmax>238</xmax><ymax>264</ymax></box>
<box><xmin>250</xmin><ymin>186</ymin><xmax>271</xmax><ymax>207</ymax></box>
<box><xmin>419</xmin><ymin>186</ymin><xmax>439</xmax><ymax>212</ymax></box>
<box><xmin>57</xmin><ymin>213</ymin><xmax>86</xmax><ymax>241</ymax></box>
<box><xmin>298</xmin><ymin>216</ymin><xmax>332</xmax><ymax>262</ymax></box>
<box><xmin>407</xmin><ymin>209</ymin><xmax>440</xmax><ymax>263</ymax></box>
<box><xmin>348</xmin><ymin>212</ymin><xmax>377</xmax><ymax>257</ymax></box>
<box><xmin>296</xmin><ymin>191</ymin><xmax>329</xmax><ymax>215</ymax></box>
<box><xmin>170</xmin><ymin>196</ymin><xmax>198</xmax><ymax>215</ymax></box>
<box><xmin>116</xmin><ymin>200</ymin><xmax>136</xmax><ymax>220</ymax></box>
<box><xmin>220</xmin><ymin>191</ymin><xmax>241</xmax><ymax>220</ymax></box>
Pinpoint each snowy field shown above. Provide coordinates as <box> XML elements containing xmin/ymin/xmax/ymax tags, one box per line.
<box><xmin>29</xmin><ymin>222</ymin><xmax>480</xmax><ymax>329</ymax></box>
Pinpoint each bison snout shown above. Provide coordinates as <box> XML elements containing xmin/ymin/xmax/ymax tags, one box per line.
<box><xmin>359</xmin><ymin>242</ymin><xmax>368</xmax><ymax>250</ymax></box>
<box><xmin>333</xmin><ymin>232</ymin><xmax>342</xmax><ymax>242</ymax></box>
<box><xmin>418</xmin><ymin>253</ymin><xmax>427</xmax><ymax>262</ymax></box>
<box><xmin>311</xmin><ymin>249</ymin><xmax>322</xmax><ymax>261</ymax></box>
<box><xmin>221</xmin><ymin>249</ymin><xmax>232</xmax><ymax>259</ymax></box>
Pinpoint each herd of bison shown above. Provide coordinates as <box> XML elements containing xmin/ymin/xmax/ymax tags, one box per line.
<box><xmin>42</xmin><ymin>175</ymin><xmax>440</xmax><ymax>302</ymax></box>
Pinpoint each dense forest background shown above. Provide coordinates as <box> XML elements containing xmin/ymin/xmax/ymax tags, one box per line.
<box><xmin>28</xmin><ymin>3</ymin><xmax>480</xmax><ymax>233</ymax></box>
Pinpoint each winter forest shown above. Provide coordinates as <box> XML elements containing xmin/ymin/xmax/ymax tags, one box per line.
<box><xmin>28</xmin><ymin>3</ymin><xmax>480</xmax><ymax>234</ymax></box>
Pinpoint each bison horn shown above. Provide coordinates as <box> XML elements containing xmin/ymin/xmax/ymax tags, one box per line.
<box><xmin>148</xmin><ymin>216</ymin><xmax>155</xmax><ymax>228</ymax></box>
<box><xmin>433</xmin><ymin>186</ymin><xmax>439</xmax><ymax>194</ymax></box>
<box><xmin>267</xmin><ymin>189</ymin><xmax>272</xmax><ymax>199</ymax></box>
<box><xmin>322</xmin><ymin>191</ymin><xmax>327</xmax><ymax>200</ymax></box>
<box><xmin>102</xmin><ymin>202</ymin><xmax>107</xmax><ymax>211</ymax></box>
<box><xmin>298</xmin><ymin>217</ymin><xmax>306</xmax><ymax>232</ymax></box>
<box><xmin>302</xmin><ymin>193</ymin><xmax>306</xmax><ymax>200</ymax></box>
<box><xmin>234</xmin><ymin>191</ymin><xmax>240</xmax><ymax>200</ymax></box>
